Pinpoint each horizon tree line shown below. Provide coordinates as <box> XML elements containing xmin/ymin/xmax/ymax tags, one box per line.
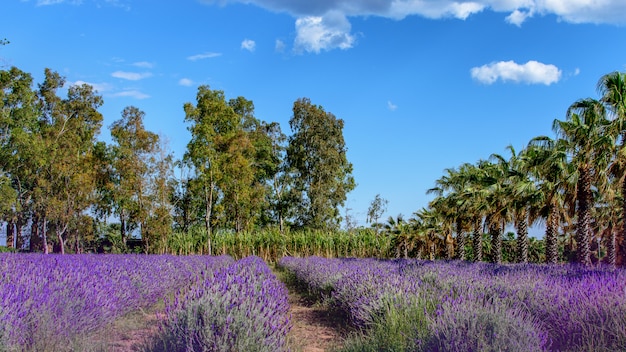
<box><xmin>0</xmin><ymin>66</ymin><xmax>354</xmax><ymax>254</ymax></box>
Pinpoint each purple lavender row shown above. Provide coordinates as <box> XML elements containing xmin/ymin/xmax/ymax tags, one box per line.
<box><xmin>0</xmin><ymin>253</ymin><xmax>234</xmax><ymax>350</ymax></box>
<box><xmin>279</xmin><ymin>257</ymin><xmax>626</xmax><ymax>351</ymax></box>
<box><xmin>157</xmin><ymin>256</ymin><xmax>292</xmax><ymax>352</ymax></box>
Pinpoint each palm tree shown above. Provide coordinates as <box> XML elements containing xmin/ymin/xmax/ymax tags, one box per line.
<box><xmin>462</xmin><ymin>162</ymin><xmax>490</xmax><ymax>262</ymax></box>
<box><xmin>554</xmin><ymin>98</ymin><xmax>612</xmax><ymax>266</ymax></box>
<box><xmin>598</xmin><ymin>71</ymin><xmax>626</xmax><ymax>265</ymax></box>
<box><xmin>492</xmin><ymin>146</ymin><xmax>540</xmax><ymax>263</ymax></box>
<box><xmin>480</xmin><ymin>158</ymin><xmax>510</xmax><ymax>264</ymax></box>
<box><xmin>526</xmin><ymin>137</ymin><xmax>572</xmax><ymax>264</ymax></box>
<box><xmin>414</xmin><ymin>207</ymin><xmax>447</xmax><ymax>260</ymax></box>
<box><xmin>428</xmin><ymin>196</ymin><xmax>456</xmax><ymax>259</ymax></box>
<box><xmin>428</xmin><ymin>165</ymin><xmax>475</xmax><ymax>261</ymax></box>
<box><xmin>384</xmin><ymin>214</ymin><xmax>415</xmax><ymax>258</ymax></box>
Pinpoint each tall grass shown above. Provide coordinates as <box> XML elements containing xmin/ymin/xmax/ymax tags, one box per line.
<box><xmin>161</xmin><ymin>228</ymin><xmax>393</xmax><ymax>262</ymax></box>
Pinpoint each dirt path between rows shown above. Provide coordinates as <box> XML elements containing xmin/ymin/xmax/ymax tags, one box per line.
<box><xmin>93</xmin><ymin>268</ymin><xmax>349</xmax><ymax>352</ymax></box>
<box><xmin>287</xmin><ymin>289</ymin><xmax>348</xmax><ymax>352</ymax></box>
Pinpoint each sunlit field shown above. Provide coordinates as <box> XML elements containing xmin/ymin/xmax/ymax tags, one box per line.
<box><xmin>2</xmin><ymin>253</ymin><xmax>625</xmax><ymax>352</ymax></box>
<box><xmin>279</xmin><ymin>256</ymin><xmax>626</xmax><ymax>352</ymax></box>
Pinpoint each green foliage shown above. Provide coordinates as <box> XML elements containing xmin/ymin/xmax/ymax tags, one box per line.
<box><xmin>287</xmin><ymin>98</ymin><xmax>355</xmax><ymax>230</ymax></box>
<box><xmin>339</xmin><ymin>297</ymin><xmax>432</xmax><ymax>352</ymax></box>
<box><xmin>182</xmin><ymin>86</ymin><xmax>281</xmax><ymax>252</ymax></box>
<box><xmin>157</xmin><ymin>227</ymin><xmax>393</xmax><ymax>262</ymax></box>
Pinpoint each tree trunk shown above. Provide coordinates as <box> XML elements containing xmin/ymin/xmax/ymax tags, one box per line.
<box><xmin>5</xmin><ymin>220</ymin><xmax>14</xmax><ymax>249</ymax></box>
<box><xmin>445</xmin><ymin>232</ymin><xmax>454</xmax><ymax>260</ymax></box>
<box><xmin>42</xmin><ymin>216</ymin><xmax>49</xmax><ymax>254</ymax></box>
<box><xmin>15</xmin><ymin>216</ymin><xmax>24</xmax><ymax>250</ymax></box>
<box><xmin>120</xmin><ymin>210</ymin><xmax>127</xmax><ymax>248</ymax></box>
<box><xmin>516</xmin><ymin>214</ymin><xmax>529</xmax><ymax>263</ymax></box>
<box><xmin>489</xmin><ymin>221</ymin><xmax>502</xmax><ymax>264</ymax></box>
<box><xmin>204</xmin><ymin>177</ymin><xmax>213</xmax><ymax>256</ymax></box>
<box><xmin>473</xmin><ymin>217</ymin><xmax>482</xmax><ymax>262</ymax></box>
<box><xmin>621</xmin><ymin>177</ymin><xmax>626</xmax><ymax>265</ymax></box>
<box><xmin>576</xmin><ymin>167</ymin><xmax>592</xmax><ymax>266</ymax></box>
<box><xmin>545</xmin><ymin>205</ymin><xmax>559</xmax><ymax>264</ymax></box>
<box><xmin>456</xmin><ymin>221</ymin><xmax>465</xmax><ymax>260</ymax></box>
<box><xmin>30</xmin><ymin>215</ymin><xmax>41</xmax><ymax>252</ymax></box>
<box><xmin>56</xmin><ymin>228</ymin><xmax>65</xmax><ymax>255</ymax></box>
<box><xmin>608</xmin><ymin>227</ymin><xmax>617</xmax><ymax>267</ymax></box>
<box><xmin>403</xmin><ymin>239</ymin><xmax>408</xmax><ymax>259</ymax></box>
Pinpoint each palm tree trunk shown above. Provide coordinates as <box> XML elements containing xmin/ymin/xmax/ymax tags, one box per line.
<box><xmin>473</xmin><ymin>217</ymin><xmax>482</xmax><ymax>262</ymax></box>
<box><xmin>490</xmin><ymin>221</ymin><xmax>502</xmax><ymax>264</ymax></box>
<box><xmin>445</xmin><ymin>232</ymin><xmax>454</xmax><ymax>260</ymax></box>
<box><xmin>456</xmin><ymin>221</ymin><xmax>465</xmax><ymax>260</ymax></box>
<box><xmin>576</xmin><ymin>167</ymin><xmax>592</xmax><ymax>266</ymax></box>
<box><xmin>608</xmin><ymin>227</ymin><xmax>617</xmax><ymax>267</ymax></box>
<box><xmin>545</xmin><ymin>205</ymin><xmax>559</xmax><ymax>264</ymax></box>
<box><xmin>516</xmin><ymin>214</ymin><xmax>529</xmax><ymax>263</ymax></box>
<box><xmin>621</xmin><ymin>178</ymin><xmax>626</xmax><ymax>265</ymax></box>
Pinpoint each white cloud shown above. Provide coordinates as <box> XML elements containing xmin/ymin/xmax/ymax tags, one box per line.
<box><xmin>241</xmin><ymin>39</ymin><xmax>256</xmax><ymax>52</ymax></box>
<box><xmin>178</xmin><ymin>78</ymin><xmax>194</xmax><ymax>86</ymax></box>
<box><xmin>275</xmin><ymin>39</ymin><xmax>286</xmax><ymax>52</ymax></box>
<box><xmin>35</xmin><ymin>0</ymin><xmax>130</xmax><ymax>7</ymax></box>
<box><xmin>36</xmin><ymin>0</ymin><xmax>80</xmax><ymax>5</ymax></box>
<box><xmin>187</xmin><ymin>52</ymin><xmax>222</xmax><ymax>61</ymax></box>
<box><xmin>72</xmin><ymin>80</ymin><xmax>112</xmax><ymax>93</ymax></box>
<box><xmin>111</xmin><ymin>71</ymin><xmax>152</xmax><ymax>81</ymax></box>
<box><xmin>200</xmin><ymin>0</ymin><xmax>626</xmax><ymax>31</ymax></box>
<box><xmin>505</xmin><ymin>9</ymin><xmax>532</xmax><ymax>26</ymax></box>
<box><xmin>111</xmin><ymin>90</ymin><xmax>150</xmax><ymax>99</ymax></box>
<box><xmin>132</xmin><ymin>61</ymin><xmax>154</xmax><ymax>68</ymax></box>
<box><xmin>294</xmin><ymin>11</ymin><xmax>355</xmax><ymax>53</ymax></box>
<box><xmin>387</xmin><ymin>100</ymin><xmax>398</xmax><ymax>111</ymax></box>
<box><xmin>470</xmin><ymin>60</ymin><xmax>562</xmax><ymax>85</ymax></box>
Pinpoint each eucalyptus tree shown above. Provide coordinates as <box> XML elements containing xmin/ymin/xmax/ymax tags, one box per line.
<box><xmin>367</xmin><ymin>194</ymin><xmax>388</xmax><ymax>235</ymax></box>
<box><xmin>109</xmin><ymin>106</ymin><xmax>159</xmax><ymax>248</ymax></box>
<box><xmin>286</xmin><ymin>98</ymin><xmax>355</xmax><ymax>230</ymax></box>
<box><xmin>35</xmin><ymin>69</ymin><xmax>103</xmax><ymax>254</ymax></box>
<box><xmin>143</xmin><ymin>137</ymin><xmax>175</xmax><ymax>253</ymax></box>
<box><xmin>0</xmin><ymin>66</ymin><xmax>38</xmax><ymax>250</ymax></box>
<box><xmin>184</xmin><ymin>86</ymin><xmax>238</xmax><ymax>253</ymax></box>
<box><xmin>554</xmin><ymin>98</ymin><xmax>612</xmax><ymax>266</ymax></box>
<box><xmin>261</xmin><ymin>122</ymin><xmax>294</xmax><ymax>232</ymax></box>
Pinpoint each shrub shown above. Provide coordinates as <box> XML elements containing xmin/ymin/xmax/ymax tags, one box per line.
<box><xmin>154</xmin><ymin>256</ymin><xmax>291</xmax><ymax>352</ymax></box>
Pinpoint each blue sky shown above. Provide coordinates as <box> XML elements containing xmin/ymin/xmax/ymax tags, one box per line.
<box><xmin>2</xmin><ymin>0</ymin><xmax>626</xmax><ymax>230</ymax></box>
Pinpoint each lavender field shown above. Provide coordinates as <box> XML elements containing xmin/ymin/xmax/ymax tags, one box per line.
<box><xmin>3</xmin><ymin>253</ymin><xmax>625</xmax><ymax>352</ymax></box>
<box><xmin>0</xmin><ymin>254</ymin><xmax>230</xmax><ymax>351</ymax></box>
<box><xmin>0</xmin><ymin>253</ymin><xmax>292</xmax><ymax>352</ymax></box>
<box><xmin>279</xmin><ymin>256</ymin><xmax>626</xmax><ymax>352</ymax></box>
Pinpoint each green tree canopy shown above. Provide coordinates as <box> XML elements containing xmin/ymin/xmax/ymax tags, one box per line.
<box><xmin>286</xmin><ymin>98</ymin><xmax>355</xmax><ymax>230</ymax></box>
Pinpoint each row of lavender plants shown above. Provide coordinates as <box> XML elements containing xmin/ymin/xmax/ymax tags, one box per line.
<box><xmin>0</xmin><ymin>253</ymin><xmax>234</xmax><ymax>351</ymax></box>
<box><xmin>279</xmin><ymin>256</ymin><xmax>626</xmax><ymax>352</ymax></box>
<box><xmin>150</xmin><ymin>256</ymin><xmax>292</xmax><ymax>352</ymax></box>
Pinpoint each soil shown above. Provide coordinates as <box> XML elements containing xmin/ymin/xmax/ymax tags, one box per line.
<box><xmin>287</xmin><ymin>289</ymin><xmax>349</xmax><ymax>352</ymax></box>
<box><xmin>88</xmin><ymin>307</ymin><xmax>163</xmax><ymax>352</ymax></box>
